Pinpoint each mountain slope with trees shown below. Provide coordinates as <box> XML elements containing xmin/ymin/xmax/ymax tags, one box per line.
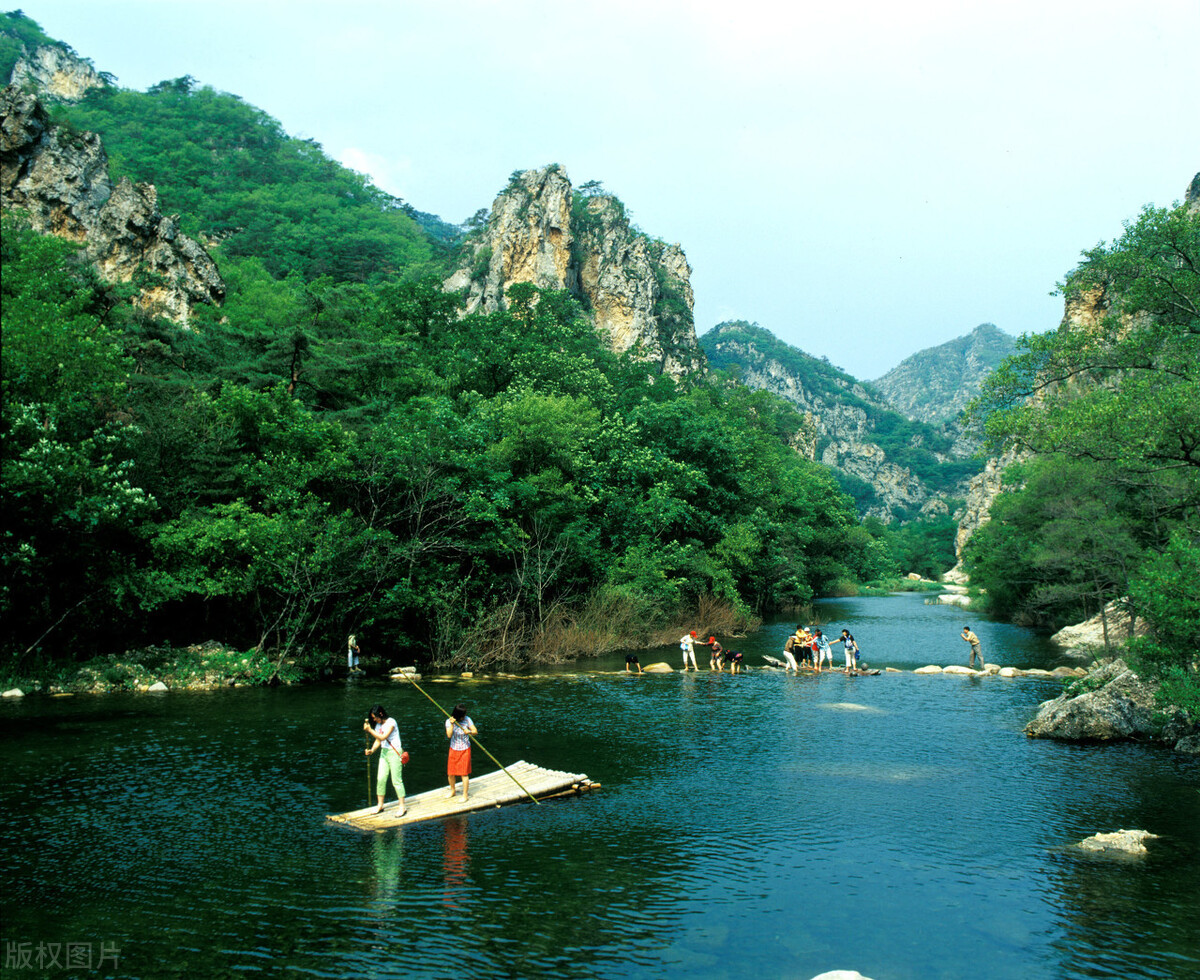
<box><xmin>701</xmin><ymin>320</ymin><xmax>981</xmax><ymax>523</ymax></box>
<box><xmin>873</xmin><ymin>323</ymin><xmax>1017</xmax><ymax>423</ymax></box>
<box><xmin>2</xmin><ymin>12</ymin><xmax>921</xmax><ymax>682</ymax></box>
<box><xmin>967</xmin><ymin>180</ymin><xmax>1199</xmax><ymax>718</ymax></box>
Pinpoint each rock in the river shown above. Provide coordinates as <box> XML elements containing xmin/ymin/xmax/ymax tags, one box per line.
<box><xmin>1173</xmin><ymin>733</ymin><xmax>1200</xmax><ymax>755</ymax></box>
<box><xmin>914</xmin><ymin>665</ymin><xmax>943</xmax><ymax>674</ymax></box>
<box><xmin>147</xmin><ymin>681</ymin><xmax>168</xmax><ymax>692</ymax></box>
<box><xmin>932</xmin><ymin>593</ymin><xmax>972</xmax><ymax>607</ymax></box>
<box><xmin>809</xmin><ymin>972</ymin><xmax>875</xmax><ymax>980</ymax></box>
<box><xmin>1077</xmin><ymin>829</ymin><xmax>1158</xmax><ymax>855</ymax></box>
<box><xmin>2</xmin><ymin>688</ymin><xmax>24</xmax><ymax>698</ymax></box>
<box><xmin>1025</xmin><ymin>659</ymin><xmax>1158</xmax><ymax>742</ymax></box>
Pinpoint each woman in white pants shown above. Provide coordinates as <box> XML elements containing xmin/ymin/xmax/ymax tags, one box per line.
<box><xmin>837</xmin><ymin>629</ymin><xmax>858</xmax><ymax>672</ymax></box>
<box><xmin>680</xmin><ymin>631</ymin><xmax>698</xmax><ymax>670</ymax></box>
<box><xmin>781</xmin><ymin>633</ymin><xmax>799</xmax><ymax>671</ymax></box>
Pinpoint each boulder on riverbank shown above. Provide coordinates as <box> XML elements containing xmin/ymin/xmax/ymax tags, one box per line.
<box><xmin>1026</xmin><ymin>659</ymin><xmax>1156</xmax><ymax>741</ymax></box>
<box><xmin>1023</xmin><ymin>658</ymin><xmax>1200</xmax><ymax>750</ymax></box>
<box><xmin>1077</xmin><ymin>829</ymin><xmax>1158</xmax><ymax>855</ymax></box>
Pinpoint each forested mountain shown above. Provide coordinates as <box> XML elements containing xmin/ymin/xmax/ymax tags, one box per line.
<box><xmin>700</xmin><ymin>321</ymin><xmax>980</xmax><ymax>523</ymax></box>
<box><xmin>3</xmin><ymin>12</ymin><xmax>928</xmax><ymax>678</ymax></box>
<box><xmin>872</xmin><ymin>323</ymin><xmax>1017</xmax><ymax>423</ymax></box>
<box><xmin>965</xmin><ymin>178</ymin><xmax>1199</xmax><ymax>717</ymax></box>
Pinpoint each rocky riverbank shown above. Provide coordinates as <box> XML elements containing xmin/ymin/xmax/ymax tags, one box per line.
<box><xmin>1</xmin><ymin>642</ymin><xmax>303</xmax><ymax>697</ymax></box>
<box><xmin>1025</xmin><ymin>657</ymin><xmax>1200</xmax><ymax>754</ymax></box>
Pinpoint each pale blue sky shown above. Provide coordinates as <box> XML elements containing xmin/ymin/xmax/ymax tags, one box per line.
<box><xmin>15</xmin><ymin>0</ymin><xmax>1199</xmax><ymax>378</ymax></box>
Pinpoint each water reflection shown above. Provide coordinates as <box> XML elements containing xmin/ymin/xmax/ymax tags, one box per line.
<box><xmin>441</xmin><ymin>818</ymin><xmax>470</xmax><ymax>910</ymax></box>
<box><xmin>370</xmin><ymin>830</ymin><xmax>404</xmax><ymax>903</ymax></box>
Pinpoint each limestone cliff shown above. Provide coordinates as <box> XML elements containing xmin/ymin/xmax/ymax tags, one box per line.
<box><xmin>0</xmin><ymin>85</ymin><xmax>223</xmax><ymax>325</ymax></box>
<box><xmin>701</xmin><ymin>321</ymin><xmax>978</xmax><ymax>522</ymax></box>
<box><xmin>444</xmin><ymin>166</ymin><xmax>702</xmax><ymax>376</ymax></box>
<box><xmin>7</xmin><ymin>38</ymin><xmax>106</xmax><ymax>103</ymax></box>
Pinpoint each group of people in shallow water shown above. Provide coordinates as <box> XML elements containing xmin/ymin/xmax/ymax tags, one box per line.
<box><xmin>623</xmin><ymin>627</ymin><xmax>860</xmax><ymax>674</ymax></box>
<box><xmin>362</xmin><ymin>702</ymin><xmax>477</xmax><ymax>815</ymax></box>
<box><xmin>622</xmin><ymin>627</ymin><xmax>866</xmax><ymax>674</ymax></box>
<box><xmin>779</xmin><ymin>625</ymin><xmax>860</xmax><ymax>672</ymax></box>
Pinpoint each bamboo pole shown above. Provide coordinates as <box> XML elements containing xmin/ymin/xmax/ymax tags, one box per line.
<box><xmin>393</xmin><ymin>669</ymin><xmax>541</xmax><ymax>806</ymax></box>
<box><xmin>365</xmin><ymin>730</ymin><xmax>372</xmax><ymax>806</ymax></box>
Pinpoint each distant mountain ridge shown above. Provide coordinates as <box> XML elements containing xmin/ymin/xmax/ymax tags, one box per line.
<box><xmin>871</xmin><ymin>323</ymin><xmax>1017</xmax><ymax>423</ymax></box>
<box><xmin>700</xmin><ymin>321</ymin><xmax>981</xmax><ymax>522</ymax></box>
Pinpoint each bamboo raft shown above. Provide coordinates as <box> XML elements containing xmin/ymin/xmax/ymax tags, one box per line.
<box><xmin>326</xmin><ymin>760</ymin><xmax>598</xmax><ymax>830</ymax></box>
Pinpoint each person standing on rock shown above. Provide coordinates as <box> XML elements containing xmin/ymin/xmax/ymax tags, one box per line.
<box><xmin>796</xmin><ymin>626</ymin><xmax>814</xmax><ymax>669</ymax></box>
<box><xmin>707</xmin><ymin>636</ymin><xmax>724</xmax><ymax>671</ymax></box>
<box><xmin>781</xmin><ymin>631</ymin><xmax>799</xmax><ymax>671</ymax></box>
<box><xmin>834</xmin><ymin>629</ymin><xmax>859</xmax><ymax>673</ymax></box>
<box><xmin>961</xmin><ymin>626</ymin><xmax>983</xmax><ymax>668</ymax></box>
<box><xmin>812</xmin><ymin>629</ymin><xmax>833</xmax><ymax>672</ymax></box>
<box><xmin>680</xmin><ymin>631</ymin><xmax>698</xmax><ymax>671</ymax></box>
<box><xmin>347</xmin><ymin>633</ymin><xmax>361</xmax><ymax>672</ymax></box>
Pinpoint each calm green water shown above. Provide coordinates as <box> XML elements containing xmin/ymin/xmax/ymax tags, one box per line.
<box><xmin>2</xmin><ymin>594</ymin><xmax>1198</xmax><ymax>979</ymax></box>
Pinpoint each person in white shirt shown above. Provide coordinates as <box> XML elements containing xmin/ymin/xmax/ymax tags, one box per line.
<box><xmin>813</xmin><ymin>630</ymin><xmax>833</xmax><ymax>671</ymax></box>
<box><xmin>363</xmin><ymin>704</ymin><xmax>406</xmax><ymax>815</ymax></box>
<box><xmin>680</xmin><ymin>631</ymin><xmax>698</xmax><ymax>670</ymax></box>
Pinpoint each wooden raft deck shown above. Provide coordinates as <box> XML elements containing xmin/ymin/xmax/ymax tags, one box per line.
<box><xmin>326</xmin><ymin>760</ymin><xmax>598</xmax><ymax>830</ymax></box>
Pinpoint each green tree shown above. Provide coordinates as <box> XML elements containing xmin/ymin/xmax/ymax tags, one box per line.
<box><xmin>1</xmin><ymin>218</ymin><xmax>153</xmax><ymax>663</ymax></box>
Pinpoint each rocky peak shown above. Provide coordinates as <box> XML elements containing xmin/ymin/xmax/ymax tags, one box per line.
<box><xmin>871</xmin><ymin>323</ymin><xmax>1017</xmax><ymax>424</ymax></box>
<box><xmin>8</xmin><ymin>41</ymin><xmax>106</xmax><ymax>103</ymax></box>
<box><xmin>444</xmin><ymin>165</ymin><xmax>702</xmax><ymax>376</ymax></box>
<box><xmin>443</xmin><ymin>165</ymin><xmax>576</xmax><ymax>314</ymax></box>
<box><xmin>0</xmin><ymin>85</ymin><xmax>224</xmax><ymax>325</ymax></box>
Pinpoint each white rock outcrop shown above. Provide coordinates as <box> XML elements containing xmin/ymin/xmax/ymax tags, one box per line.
<box><xmin>9</xmin><ymin>43</ymin><xmax>106</xmax><ymax>103</ymax></box>
<box><xmin>1</xmin><ymin>86</ymin><xmax>224</xmax><ymax>325</ymax></box>
<box><xmin>1077</xmin><ymin>829</ymin><xmax>1158</xmax><ymax>855</ymax></box>
<box><xmin>444</xmin><ymin>166</ymin><xmax>702</xmax><ymax>376</ymax></box>
<box><xmin>1050</xmin><ymin>598</ymin><xmax>1149</xmax><ymax>653</ymax></box>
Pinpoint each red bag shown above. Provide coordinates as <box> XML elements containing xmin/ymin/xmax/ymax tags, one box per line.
<box><xmin>400</xmin><ymin>751</ymin><xmax>410</xmax><ymax>765</ymax></box>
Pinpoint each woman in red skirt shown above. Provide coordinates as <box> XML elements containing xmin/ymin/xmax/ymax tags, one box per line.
<box><xmin>445</xmin><ymin>703</ymin><xmax>477</xmax><ymax>801</ymax></box>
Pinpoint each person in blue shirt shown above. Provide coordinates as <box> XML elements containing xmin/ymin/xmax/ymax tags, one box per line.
<box><xmin>812</xmin><ymin>629</ymin><xmax>833</xmax><ymax>672</ymax></box>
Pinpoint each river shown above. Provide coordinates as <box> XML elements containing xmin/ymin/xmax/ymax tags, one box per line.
<box><xmin>1</xmin><ymin>593</ymin><xmax>1197</xmax><ymax>979</ymax></box>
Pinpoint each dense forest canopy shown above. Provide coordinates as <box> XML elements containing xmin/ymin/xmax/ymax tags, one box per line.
<box><xmin>967</xmin><ymin>196</ymin><xmax>1200</xmax><ymax>716</ymax></box>
<box><xmin>2</xmin><ymin>210</ymin><xmax>901</xmax><ymax>675</ymax></box>
<box><xmin>1</xmin><ymin>11</ymin><xmax>952</xmax><ymax>680</ymax></box>
<box><xmin>14</xmin><ymin>12</ymin><xmax>1191</xmax><ymax>697</ymax></box>
<box><xmin>60</xmin><ymin>76</ymin><xmax>444</xmax><ymax>283</ymax></box>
